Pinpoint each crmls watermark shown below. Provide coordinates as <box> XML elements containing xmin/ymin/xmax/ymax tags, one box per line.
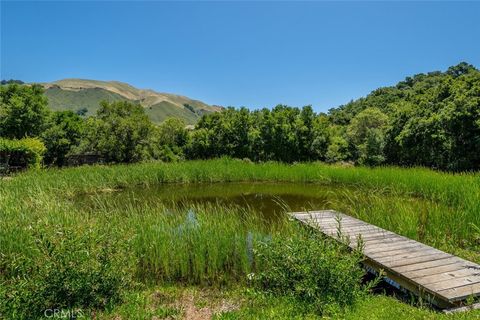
<box><xmin>44</xmin><ymin>308</ymin><xmax>85</xmax><ymax>319</ymax></box>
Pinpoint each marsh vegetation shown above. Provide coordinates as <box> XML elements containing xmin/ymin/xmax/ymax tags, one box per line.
<box><xmin>1</xmin><ymin>160</ymin><xmax>480</xmax><ymax>318</ymax></box>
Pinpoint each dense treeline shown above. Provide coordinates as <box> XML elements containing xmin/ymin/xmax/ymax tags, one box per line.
<box><xmin>187</xmin><ymin>106</ymin><xmax>325</xmax><ymax>162</ymax></box>
<box><xmin>188</xmin><ymin>62</ymin><xmax>480</xmax><ymax>170</ymax></box>
<box><xmin>330</xmin><ymin>62</ymin><xmax>480</xmax><ymax>170</ymax></box>
<box><xmin>0</xmin><ymin>62</ymin><xmax>479</xmax><ymax>171</ymax></box>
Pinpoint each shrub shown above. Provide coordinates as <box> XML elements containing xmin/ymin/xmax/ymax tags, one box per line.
<box><xmin>153</xmin><ymin>145</ymin><xmax>183</xmax><ymax>162</ymax></box>
<box><xmin>0</xmin><ymin>224</ymin><xmax>135</xmax><ymax>320</ymax></box>
<box><xmin>252</xmin><ymin>226</ymin><xmax>366</xmax><ymax>314</ymax></box>
<box><xmin>0</xmin><ymin>137</ymin><xmax>46</xmax><ymax>169</ymax></box>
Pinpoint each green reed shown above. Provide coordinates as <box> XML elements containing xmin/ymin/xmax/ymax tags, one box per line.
<box><xmin>2</xmin><ymin>158</ymin><xmax>478</xmax><ymax>246</ymax></box>
<box><xmin>2</xmin><ymin>159</ymin><xmax>479</xmax><ymax>318</ymax></box>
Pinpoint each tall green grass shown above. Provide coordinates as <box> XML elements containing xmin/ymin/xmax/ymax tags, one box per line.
<box><xmin>1</xmin><ymin>159</ymin><xmax>480</xmax><ymax>317</ymax></box>
<box><xmin>2</xmin><ymin>158</ymin><xmax>479</xmax><ymax>245</ymax></box>
<box><xmin>125</xmin><ymin>204</ymin><xmax>273</xmax><ymax>285</ymax></box>
<box><xmin>1</xmin><ymin>197</ymin><xmax>364</xmax><ymax>318</ymax></box>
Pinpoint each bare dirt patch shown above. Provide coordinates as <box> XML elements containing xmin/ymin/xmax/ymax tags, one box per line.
<box><xmin>151</xmin><ymin>288</ymin><xmax>241</xmax><ymax>320</ymax></box>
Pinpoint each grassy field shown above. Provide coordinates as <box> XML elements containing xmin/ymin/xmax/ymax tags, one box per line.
<box><xmin>1</xmin><ymin>159</ymin><xmax>480</xmax><ymax>319</ymax></box>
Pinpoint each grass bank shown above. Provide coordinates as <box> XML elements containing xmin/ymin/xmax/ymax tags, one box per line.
<box><xmin>1</xmin><ymin>159</ymin><xmax>480</xmax><ymax>318</ymax></box>
<box><xmin>3</xmin><ymin>158</ymin><xmax>479</xmax><ymax>248</ymax></box>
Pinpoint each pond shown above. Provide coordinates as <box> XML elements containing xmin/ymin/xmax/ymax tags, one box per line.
<box><xmin>79</xmin><ymin>182</ymin><xmax>346</xmax><ymax>219</ymax></box>
<box><xmin>76</xmin><ymin>182</ymin><xmax>438</xmax><ymax>228</ymax></box>
<box><xmin>74</xmin><ymin>181</ymin><xmax>467</xmax><ymax>246</ymax></box>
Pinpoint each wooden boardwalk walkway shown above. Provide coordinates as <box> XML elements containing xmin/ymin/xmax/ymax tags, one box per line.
<box><xmin>291</xmin><ymin>210</ymin><xmax>480</xmax><ymax>309</ymax></box>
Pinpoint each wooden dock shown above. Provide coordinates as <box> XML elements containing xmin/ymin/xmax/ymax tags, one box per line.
<box><xmin>291</xmin><ymin>210</ymin><xmax>480</xmax><ymax>310</ymax></box>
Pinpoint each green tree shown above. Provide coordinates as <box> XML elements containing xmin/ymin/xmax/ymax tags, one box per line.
<box><xmin>310</xmin><ymin>115</ymin><xmax>330</xmax><ymax>160</ymax></box>
<box><xmin>0</xmin><ymin>84</ymin><xmax>50</xmax><ymax>138</ymax></box>
<box><xmin>157</xmin><ymin>118</ymin><xmax>189</xmax><ymax>147</ymax></box>
<box><xmin>186</xmin><ymin>128</ymin><xmax>212</xmax><ymax>159</ymax></box>
<box><xmin>325</xmin><ymin>135</ymin><xmax>349</xmax><ymax>163</ymax></box>
<box><xmin>347</xmin><ymin>108</ymin><xmax>389</xmax><ymax>165</ymax></box>
<box><xmin>41</xmin><ymin>111</ymin><xmax>84</xmax><ymax>166</ymax></box>
<box><xmin>269</xmin><ymin>105</ymin><xmax>300</xmax><ymax>162</ymax></box>
<box><xmin>154</xmin><ymin>117</ymin><xmax>189</xmax><ymax>162</ymax></box>
<box><xmin>329</xmin><ymin>62</ymin><xmax>480</xmax><ymax>171</ymax></box>
<box><xmin>295</xmin><ymin>106</ymin><xmax>316</xmax><ymax>161</ymax></box>
<box><xmin>359</xmin><ymin>129</ymin><xmax>386</xmax><ymax>166</ymax></box>
<box><xmin>181</xmin><ymin>61</ymin><xmax>480</xmax><ymax>170</ymax></box>
<box><xmin>75</xmin><ymin>101</ymin><xmax>155</xmax><ymax>163</ymax></box>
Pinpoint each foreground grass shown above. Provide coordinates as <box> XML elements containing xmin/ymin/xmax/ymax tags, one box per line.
<box><xmin>1</xmin><ymin>159</ymin><xmax>480</xmax><ymax>318</ymax></box>
<box><xmin>95</xmin><ymin>286</ymin><xmax>480</xmax><ymax>320</ymax></box>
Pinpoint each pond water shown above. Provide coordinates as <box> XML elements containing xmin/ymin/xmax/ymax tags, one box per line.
<box><xmin>77</xmin><ymin>182</ymin><xmax>351</xmax><ymax>218</ymax></box>
<box><xmin>77</xmin><ymin>182</ymin><xmax>425</xmax><ymax>222</ymax></box>
<box><xmin>74</xmin><ymin>182</ymin><xmax>463</xmax><ymax>256</ymax></box>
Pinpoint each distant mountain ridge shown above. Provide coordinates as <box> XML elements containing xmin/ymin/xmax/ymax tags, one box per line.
<box><xmin>39</xmin><ymin>79</ymin><xmax>222</xmax><ymax>124</ymax></box>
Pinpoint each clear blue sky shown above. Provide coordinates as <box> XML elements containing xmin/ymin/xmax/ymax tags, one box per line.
<box><xmin>1</xmin><ymin>1</ymin><xmax>479</xmax><ymax>112</ymax></box>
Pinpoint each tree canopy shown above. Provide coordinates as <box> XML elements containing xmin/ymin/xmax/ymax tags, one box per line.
<box><xmin>1</xmin><ymin>62</ymin><xmax>479</xmax><ymax>171</ymax></box>
<box><xmin>74</xmin><ymin>101</ymin><xmax>156</xmax><ymax>163</ymax></box>
<box><xmin>0</xmin><ymin>84</ymin><xmax>50</xmax><ymax>139</ymax></box>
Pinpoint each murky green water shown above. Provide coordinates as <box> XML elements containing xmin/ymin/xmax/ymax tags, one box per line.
<box><xmin>78</xmin><ymin>183</ymin><xmax>344</xmax><ymax>218</ymax></box>
<box><xmin>76</xmin><ymin>182</ymin><xmax>429</xmax><ymax>222</ymax></box>
<box><xmin>74</xmin><ymin>182</ymin><xmax>464</xmax><ymax>252</ymax></box>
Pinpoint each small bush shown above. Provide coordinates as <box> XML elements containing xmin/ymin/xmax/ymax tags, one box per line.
<box><xmin>1</xmin><ymin>224</ymin><xmax>135</xmax><ymax>319</ymax></box>
<box><xmin>155</xmin><ymin>145</ymin><xmax>183</xmax><ymax>162</ymax></box>
<box><xmin>0</xmin><ymin>137</ymin><xmax>46</xmax><ymax>169</ymax></box>
<box><xmin>252</xmin><ymin>226</ymin><xmax>366</xmax><ymax>314</ymax></box>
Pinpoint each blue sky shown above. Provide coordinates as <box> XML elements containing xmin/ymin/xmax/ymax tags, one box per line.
<box><xmin>1</xmin><ymin>1</ymin><xmax>479</xmax><ymax>112</ymax></box>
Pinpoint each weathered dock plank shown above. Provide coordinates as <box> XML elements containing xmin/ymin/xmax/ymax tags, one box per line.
<box><xmin>404</xmin><ymin>263</ymin><xmax>476</xmax><ymax>279</ymax></box>
<box><xmin>291</xmin><ymin>210</ymin><xmax>480</xmax><ymax>309</ymax></box>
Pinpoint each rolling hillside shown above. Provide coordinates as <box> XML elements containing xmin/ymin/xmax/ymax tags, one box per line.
<box><xmin>40</xmin><ymin>79</ymin><xmax>222</xmax><ymax>124</ymax></box>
